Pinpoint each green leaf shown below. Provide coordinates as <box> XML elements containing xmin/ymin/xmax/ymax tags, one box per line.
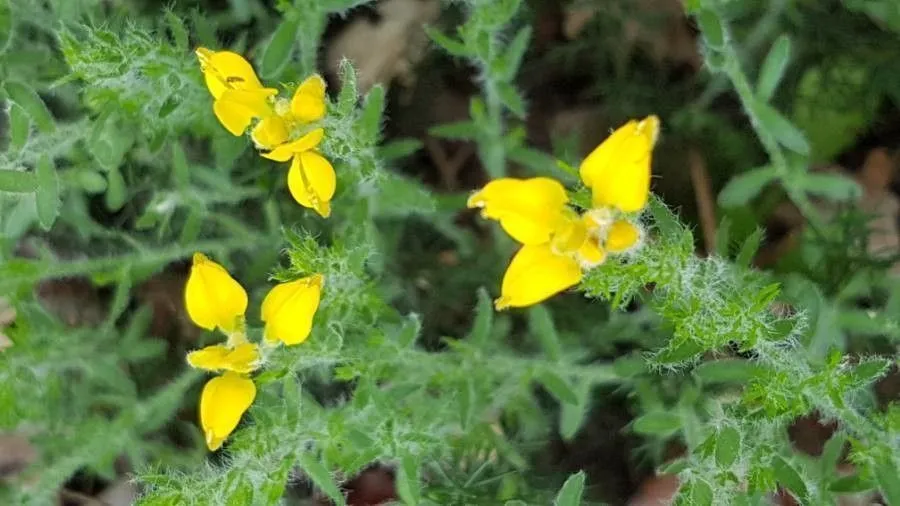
<box><xmin>676</xmin><ymin>479</ymin><xmax>713</xmax><ymax>506</ymax></box>
<box><xmin>715</xmin><ymin>217</ymin><xmax>731</xmax><ymax>257</ymax></box>
<box><xmin>735</xmin><ymin>227</ymin><xmax>764</xmax><ymax>267</ymax></box>
<box><xmin>535</xmin><ymin>369</ymin><xmax>578</xmax><ymax>405</ymax></box>
<box><xmin>75</xmin><ymin>169</ymin><xmax>107</xmax><ymax>194</ymax></box>
<box><xmin>798</xmin><ymin>172</ymin><xmax>862</xmax><ymax>201</ymax></box>
<box><xmin>0</xmin><ymin>169</ymin><xmax>36</xmax><ymax>193</ymax></box>
<box><xmin>659</xmin><ymin>458</ymin><xmax>689</xmax><ymax>475</ymax></box>
<box><xmin>7</xmin><ymin>102</ymin><xmax>29</xmax><ymax>152</ymax></box>
<box><xmin>468</xmin><ymin>287</ymin><xmax>494</xmax><ymax>348</ymax></box>
<box><xmin>754</xmin><ymin>101</ymin><xmax>809</xmax><ymax>155</ymax></box>
<box><xmin>164</xmin><ymin>9</ymin><xmax>188</xmax><ymax>50</ymax></box>
<box><xmin>424</xmin><ymin>26</ymin><xmax>469</xmax><ymax>57</ymax></box>
<box><xmin>459</xmin><ymin>377</ymin><xmax>475</xmax><ymax>430</ymax></box>
<box><xmin>0</xmin><ymin>0</ymin><xmax>11</xmax><ymax>54</ymax></box>
<box><xmin>336</xmin><ymin>58</ymin><xmax>359</xmax><ymax>114</ymax></box>
<box><xmin>696</xmin><ymin>9</ymin><xmax>724</xmax><ymax>49</ymax></box>
<box><xmin>820</xmin><ymin>432</ymin><xmax>846</xmax><ymax>475</ymax></box>
<box><xmin>105</xmin><ymin>166</ymin><xmax>127</xmax><ymax>212</ymax></box>
<box><xmin>497</xmin><ymin>82</ymin><xmax>526</xmax><ymax>118</ymax></box>
<box><xmin>528</xmin><ymin>305</ymin><xmax>561</xmax><ymax>362</ymax></box>
<box><xmin>851</xmin><ymin>359</ymin><xmax>890</xmax><ymax>387</ymax></box>
<box><xmin>497</xmin><ymin>26</ymin><xmax>531</xmax><ymax>80</ymax></box>
<box><xmin>430</xmin><ymin>120</ymin><xmax>480</xmax><ymax>140</ymax></box>
<box><xmin>379</xmin><ymin>138</ymin><xmax>422</xmax><ymax>162</ymax></box>
<box><xmin>260</xmin><ymin>12</ymin><xmax>299</xmax><ymax>79</ymax></box>
<box><xmin>554</xmin><ymin>471</ymin><xmax>585</xmax><ymax>506</ymax></box>
<box><xmin>875</xmin><ymin>461</ymin><xmax>900</xmax><ymax>506</ymax></box>
<box><xmin>297</xmin><ymin>453</ymin><xmax>345</xmax><ymax>506</ymax></box>
<box><xmin>3</xmin><ymin>81</ymin><xmax>55</xmax><ymax>133</ymax></box>
<box><xmin>718</xmin><ymin>166</ymin><xmax>777</xmax><ymax>207</ymax></box>
<box><xmin>171</xmin><ymin>143</ymin><xmax>190</xmax><ymax>190</ymax></box>
<box><xmin>360</xmin><ymin>84</ymin><xmax>385</xmax><ymax>142</ymax></box>
<box><xmin>35</xmin><ymin>155</ymin><xmax>59</xmax><ymax>230</ymax></box>
<box><xmin>632</xmin><ymin>412</ymin><xmax>682</xmax><ymax>436</ymax></box>
<box><xmin>396</xmin><ymin>453</ymin><xmax>421</xmax><ymax>505</ymax></box>
<box><xmin>715</xmin><ymin>426</ymin><xmax>740</xmax><ymax>468</ymax></box>
<box><xmin>829</xmin><ymin>474</ymin><xmax>874</xmax><ymax>494</ymax></box>
<box><xmin>756</xmin><ymin>35</ymin><xmax>791</xmax><ymax>101</ymax></box>
<box><xmin>694</xmin><ymin>360</ymin><xmax>762</xmax><ymax>384</ymax></box>
<box><xmin>772</xmin><ymin>456</ymin><xmax>808</xmax><ymax>503</ymax></box>
<box><xmin>560</xmin><ymin>381</ymin><xmax>590</xmax><ymax>441</ymax></box>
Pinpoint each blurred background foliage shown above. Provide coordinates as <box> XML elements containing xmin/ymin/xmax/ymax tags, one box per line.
<box><xmin>0</xmin><ymin>0</ymin><xmax>898</xmax><ymax>504</ymax></box>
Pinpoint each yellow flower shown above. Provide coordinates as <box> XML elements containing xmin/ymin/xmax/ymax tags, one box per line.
<box><xmin>579</xmin><ymin>115</ymin><xmax>660</xmax><ymax>212</ymax></box>
<box><xmin>289</xmin><ymin>74</ymin><xmax>327</xmax><ymax>123</ymax></box>
<box><xmin>195</xmin><ymin>47</ymin><xmax>277</xmax><ymax>136</ymax></box>
<box><xmin>605</xmin><ymin>220</ymin><xmax>641</xmax><ymax>253</ymax></box>
<box><xmin>184</xmin><ymin>253</ymin><xmax>248</xmax><ymax>333</ymax></box>
<box><xmin>286</xmin><ymin>151</ymin><xmax>336</xmax><ymax>218</ymax></box>
<box><xmin>467</xmin><ymin>177</ymin><xmax>569</xmax><ymax>245</ymax></box>
<box><xmin>200</xmin><ymin>372</ymin><xmax>256</xmax><ymax>451</ymax></box>
<box><xmin>187</xmin><ymin>342</ymin><xmax>260</xmax><ymax>374</ymax></box>
<box><xmin>496</xmin><ymin>244</ymin><xmax>583</xmax><ymax>310</ymax></box>
<box><xmin>260</xmin><ymin>128</ymin><xmax>325</xmax><ymax>162</ymax></box>
<box><xmin>261</xmin><ymin>275</ymin><xmax>323</xmax><ymax>345</ymax></box>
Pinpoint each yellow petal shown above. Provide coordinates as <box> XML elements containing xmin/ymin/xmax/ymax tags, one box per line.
<box><xmin>184</xmin><ymin>253</ymin><xmax>248</xmax><ymax>333</ymax></box>
<box><xmin>261</xmin><ymin>274</ymin><xmax>323</xmax><ymax>345</ymax></box>
<box><xmin>579</xmin><ymin>115</ymin><xmax>660</xmax><ymax>213</ymax></box>
<box><xmin>606</xmin><ymin>220</ymin><xmax>641</xmax><ymax>253</ymax></box>
<box><xmin>251</xmin><ymin>115</ymin><xmax>290</xmax><ymax>150</ymax></box>
<box><xmin>467</xmin><ymin>177</ymin><xmax>569</xmax><ymax>245</ymax></box>
<box><xmin>496</xmin><ymin>244</ymin><xmax>582</xmax><ymax>310</ymax></box>
<box><xmin>287</xmin><ymin>151</ymin><xmax>336</xmax><ymax>218</ymax></box>
<box><xmin>196</xmin><ymin>47</ymin><xmax>265</xmax><ymax>100</ymax></box>
<box><xmin>199</xmin><ymin>372</ymin><xmax>256</xmax><ymax>451</ymax></box>
<box><xmin>261</xmin><ymin>128</ymin><xmax>325</xmax><ymax>162</ymax></box>
<box><xmin>187</xmin><ymin>343</ymin><xmax>259</xmax><ymax>374</ymax></box>
<box><xmin>290</xmin><ymin>74</ymin><xmax>327</xmax><ymax>123</ymax></box>
<box><xmin>213</xmin><ymin>88</ymin><xmax>277</xmax><ymax>136</ymax></box>
<box><xmin>550</xmin><ymin>212</ymin><xmax>588</xmax><ymax>255</ymax></box>
<box><xmin>577</xmin><ymin>238</ymin><xmax>607</xmax><ymax>268</ymax></box>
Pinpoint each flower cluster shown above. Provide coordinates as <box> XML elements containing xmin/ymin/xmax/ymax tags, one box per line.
<box><xmin>184</xmin><ymin>253</ymin><xmax>323</xmax><ymax>450</ymax></box>
<box><xmin>468</xmin><ymin>115</ymin><xmax>660</xmax><ymax>309</ymax></box>
<box><xmin>195</xmin><ymin>48</ymin><xmax>335</xmax><ymax>217</ymax></box>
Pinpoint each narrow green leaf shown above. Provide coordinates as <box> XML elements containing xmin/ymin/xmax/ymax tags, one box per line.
<box><xmin>676</xmin><ymin>479</ymin><xmax>713</xmax><ymax>506</ymax></box>
<box><xmin>424</xmin><ymin>26</ymin><xmax>469</xmax><ymax>57</ymax></box>
<box><xmin>468</xmin><ymin>287</ymin><xmax>494</xmax><ymax>348</ymax></box>
<box><xmin>498</xmin><ymin>26</ymin><xmax>531</xmax><ymax>80</ymax></box>
<box><xmin>820</xmin><ymin>432</ymin><xmax>846</xmax><ymax>476</ymax></box>
<box><xmin>336</xmin><ymin>59</ymin><xmax>359</xmax><ymax>114</ymax></box>
<box><xmin>718</xmin><ymin>166</ymin><xmax>777</xmax><ymax>207</ymax></box>
<box><xmin>829</xmin><ymin>474</ymin><xmax>874</xmax><ymax>493</ymax></box>
<box><xmin>696</xmin><ymin>9</ymin><xmax>725</xmax><ymax>48</ymax></box>
<box><xmin>75</xmin><ymin>169</ymin><xmax>107</xmax><ymax>194</ymax></box>
<box><xmin>756</xmin><ymin>35</ymin><xmax>792</xmax><ymax>101</ymax></box>
<box><xmin>297</xmin><ymin>453</ymin><xmax>345</xmax><ymax>506</ymax></box>
<box><xmin>560</xmin><ymin>380</ymin><xmax>590</xmax><ymax>441</ymax></box>
<box><xmin>430</xmin><ymin>120</ymin><xmax>480</xmax><ymax>140</ymax></box>
<box><xmin>0</xmin><ymin>169</ymin><xmax>36</xmax><ymax>193</ymax></box>
<box><xmin>875</xmin><ymin>461</ymin><xmax>900</xmax><ymax>505</ymax></box>
<box><xmin>3</xmin><ymin>81</ymin><xmax>55</xmax><ymax>133</ymax></box>
<box><xmin>164</xmin><ymin>9</ymin><xmax>189</xmax><ymax>50</ymax></box>
<box><xmin>360</xmin><ymin>84</ymin><xmax>385</xmax><ymax>141</ymax></box>
<box><xmin>659</xmin><ymin>458</ymin><xmax>689</xmax><ymax>475</ymax></box>
<box><xmin>497</xmin><ymin>82</ymin><xmax>526</xmax><ymax>118</ymax></box>
<box><xmin>535</xmin><ymin>369</ymin><xmax>578</xmax><ymax>406</ymax></box>
<box><xmin>7</xmin><ymin>102</ymin><xmax>29</xmax><ymax>152</ymax></box>
<box><xmin>735</xmin><ymin>228</ymin><xmax>764</xmax><ymax>267</ymax></box>
<box><xmin>260</xmin><ymin>12</ymin><xmax>299</xmax><ymax>78</ymax></box>
<box><xmin>528</xmin><ymin>305</ymin><xmax>562</xmax><ymax>361</ymax></box>
<box><xmin>459</xmin><ymin>377</ymin><xmax>475</xmax><ymax>430</ymax></box>
<box><xmin>0</xmin><ymin>0</ymin><xmax>12</xmax><ymax>54</ymax></box>
<box><xmin>772</xmin><ymin>456</ymin><xmax>808</xmax><ymax>503</ymax></box>
<box><xmin>554</xmin><ymin>471</ymin><xmax>586</xmax><ymax>506</ymax></box>
<box><xmin>799</xmin><ymin>172</ymin><xmax>862</xmax><ymax>201</ymax></box>
<box><xmin>35</xmin><ymin>155</ymin><xmax>59</xmax><ymax>230</ymax></box>
<box><xmin>754</xmin><ymin>101</ymin><xmax>810</xmax><ymax>155</ymax></box>
<box><xmin>851</xmin><ymin>359</ymin><xmax>890</xmax><ymax>387</ymax></box>
<box><xmin>396</xmin><ymin>453</ymin><xmax>420</xmax><ymax>505</ymax></box>
<box><xmin>632</xmin><ymin>412</ymin><xmax>682</xmax><ymax>436</ymax></box>
<box><xmin>171</xmin><ymin>143</ymin><xmax>190</xmax><ymax>189</ymax></box>
<box><xmin>715</xmin><ymin>426</ymin><xmax>740</xmax><ymax>468</ymax></box>
<box><xmin>262</xmin><ymin>457</ymin><xmax>294</xmax><ymax>504</ymax></box>
<box><xmin>715</xmin><ymin>217</ymin><xmax>731</xmax><ymax>257</ymax></box>
<box><xmin>379</xmin><ymin>138</ymin><xmax>422</xmax><ymax>162</ymax></box>
<box><xmin>105</xmin><ymin>166</ymin><xmax>126</xmax><ymax>212</ymax></box>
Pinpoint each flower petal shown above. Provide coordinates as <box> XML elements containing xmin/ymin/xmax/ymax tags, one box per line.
<box><xmin>213</xmin><ymin>88</ymin><xmax>277</xmax><ymax>136</ymax></box>
<box><xmin>251</xmin><ymin>116</ymin><xmax>290</xmax><ymax>150</ymax></box>
<box><xmin>196</xmin><ymin>48</ymin><xmax>265</xmax><ymax>100</ymax></box>
<box><xmin>496</xmin><ymin>244</ymin><xmax>582</xmax><ymax>310</ymax></box>
<box><xmin>467</xmin><ymin>177</ymin><xmax>569</xmax><ymax>245</ymax></box>
<box><xmin>261</xmin><ymin>128</ymin><xmax>325</xmax><ymax>162</ymax></box>
<box><xmin>184</xmin><ymin>253</ymin><xmax>248</xmax><ymax>333</ymax></box>
<box><xmin>287</xmin><ymin>151</ymin><xmax>336</xmax><ymax>218</ymax></box>
<box><xmin>606</xmin><ymin>220</ymin><xmax>641</xmax><ymax>253</ymax></box>
<box><xmin>261</xmin><ymin>275</ymin><xmax>323</xmax><ymax>346</ymax></box>
<box><xmin>579</xmin><ymin>115</ymin><xmax>659</xmax><ymax>213</ymax></box>
<box><xmin>577</xmin><ymin>238</ymin><xmax>607</xmax><ymax>268</ymax></box>
<box><xmin>187</xmin><ymin>343</ymin><xmax>259</xmax><ymax>374</ymax></box>
<box><xmin>199</xmin><ymin>372</ymin><xmax>256</xmax><ymax>451</ymax></box>
<box><xmin>290</xmin><ymin>74</ymin><xmax>327</xmax><ymax>123</ymax></box>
